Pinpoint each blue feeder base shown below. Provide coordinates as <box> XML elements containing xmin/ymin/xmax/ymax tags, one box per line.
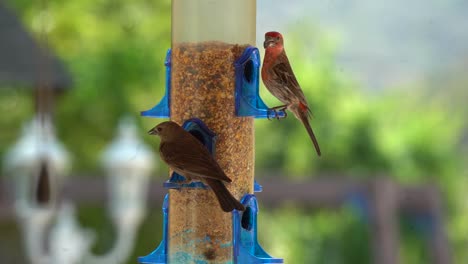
<box><xmin>138</xmin><ymin>193</ymin><xmax>282</xmax><ymax>264</ymax></box>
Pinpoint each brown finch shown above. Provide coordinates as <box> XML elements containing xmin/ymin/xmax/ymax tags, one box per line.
<box><xmin>148</xmin><ymin>121</ymin><xmax>245</xmax><ymax>212</ymax></box>
<box><xmin>261</xmin><ymin>31</ymin><xmax>321</xmax><ymax>156</ymax></box>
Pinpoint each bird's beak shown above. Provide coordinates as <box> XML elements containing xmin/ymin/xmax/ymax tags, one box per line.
<box><xmin>263</xmin><ymin>39</ymin><xmax>274</xmax><ymax>49</ymax></box>
<box><xmin>148</xmin><ymin>127</ymin><xmax>158</xmax><ymax>135</ymax></box>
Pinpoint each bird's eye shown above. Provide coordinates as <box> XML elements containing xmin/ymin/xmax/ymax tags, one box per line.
<box><xmin>157</xmin><ymin>127</ymin><xmax>162</xmax><ymax>132</ymax></box>
<box><xmin>276</xmin><ymin>37</ymin><xmax>280</xmax><ymax>41</ymax></box>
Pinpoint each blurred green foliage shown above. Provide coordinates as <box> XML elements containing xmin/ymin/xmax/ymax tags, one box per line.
<box><xmin>259</xmin><ymin>205</ymin><xmax>370</xmax><ymax>264</ymax></box>
<box><xmin>1</xmin><ymin>0</ymin><xmax>467</xmax><ymax>263</ymax></box>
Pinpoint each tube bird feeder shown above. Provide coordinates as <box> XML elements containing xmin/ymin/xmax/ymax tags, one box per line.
<box><xmin>140</xmin><ymin>0</ymin><xmax>284</xmax><ymax>263</ymax></box>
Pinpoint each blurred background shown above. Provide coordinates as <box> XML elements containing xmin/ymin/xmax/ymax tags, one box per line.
<box><xmin>1</xmin><ymin>0</ymin><xmax>467</xmax><ymax>263</ymax></box>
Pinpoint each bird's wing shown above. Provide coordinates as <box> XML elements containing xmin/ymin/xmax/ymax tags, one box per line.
<box><xmin>160</xmin><ymin>140</ymin><xmax>232</xmax><ymax>183</ymax></box>
<box><xmin>272</xmin><ymin>60</ymin><xmax>309</xmax><ymax>105</ymax></box>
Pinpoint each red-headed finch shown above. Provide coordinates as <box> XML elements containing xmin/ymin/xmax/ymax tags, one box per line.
<box><xmin>261</xmin><ymin>31</ymin><xmax>321</xmax><ymax>156</ymax></box>
<box><xmin>148</xmin><ymin>121</ymin><xmax>245</xmax><ymax>212</ymax></box>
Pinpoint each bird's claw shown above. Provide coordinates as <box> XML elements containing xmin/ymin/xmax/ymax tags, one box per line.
<box><xmin>183</xmin><ymin>179</ymin><xmax>193</xmax><ymax>185</ymax></box>
<box><xmin>178</xmin><ymin>176</ymin><xmax>192</xmax><ymax>185</ymax></box>
<box><xmin>267</xmin><ymin>109</ymin><xmax>279</xmax><ymax>120</ymax></box>
<box><xmin>276</xmin><ymin>110</ymin><xmax>283</xmax><ymax>120</ymax></box>
<box><xmin>267</xmin><ymin>106</ymin><xmax>287</xmax><ymax>120</ymax></box>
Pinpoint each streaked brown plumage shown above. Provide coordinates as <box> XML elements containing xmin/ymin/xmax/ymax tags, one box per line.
<box><xmin>261</xmin><ymin>31</ymin><xmax>321</xmax><ymax>156</ymax></box>
<box><xmin>148</xmin><ymin>121</ymin><xmax>245</xmax><ymax>212</ymax></box>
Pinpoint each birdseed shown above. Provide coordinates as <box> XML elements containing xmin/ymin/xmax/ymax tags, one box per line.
<box><xmin>168</xmin><ymin>41</ymin><xmax>253</xmax><ymax>263</ymax></box>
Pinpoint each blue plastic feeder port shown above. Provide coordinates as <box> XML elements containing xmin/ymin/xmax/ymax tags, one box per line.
<box><xmin>138</xmin><ymin>194</ymin><xmax>283</xmax><ymax>264</ymax></box>
<box><xmin>141</xmin><ymin>47</ymin><xmax>286</xmax><ymax>119</ymax></box>
<box><xmin>234</xmin><ymin>46</ymin><xmax>286</xmax><ymax>119</ymax></box>
<box><xmin>163</xmin><ymin>118</ymin><xmax>216</xmax><ymax>189</ymax></box>
<box><xmin>161</xmin><ymin>118</ymin><xmax>263</xmax><ymax>192</ymax></box>
<box><xmin>234</xmin><ymin>194</ymin><xmax>284</xmax><ymax>263</ymax></box>
<box><xmin>138</xmin><ymin>194</ymin><xmax>168</xmax><ymax>264</ymax></box>
<box><xmin>140</xmin><ymin>49</ymin><xmax>171</xmax><ymax>118</ymax></box>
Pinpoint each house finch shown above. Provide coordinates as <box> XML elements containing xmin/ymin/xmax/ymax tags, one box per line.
<box><xmin>148</xmin><ymin>121</ymin><xmax>245</xmax><ymax>212</ymax></box>
<box><xmin>261</xmin><ymin>31</ymin><xmax>321</xmax><ymax>156</ymax></box>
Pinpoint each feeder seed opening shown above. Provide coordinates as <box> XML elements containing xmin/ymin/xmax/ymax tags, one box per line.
<box><xmin>244</xmin><ymin>60</ymin><xmax>254</xmax><ymax>84</ymax></box>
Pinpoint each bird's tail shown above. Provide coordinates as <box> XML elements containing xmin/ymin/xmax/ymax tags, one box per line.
<box><xmin>296</xmin><ymin>104</ymin><xmax>321</xmax><ymax>156</ymax></box>
<box><xmin>205</xmin><ymin>178</ymin><xmax>245</xmax><ymax>212</ymax></box>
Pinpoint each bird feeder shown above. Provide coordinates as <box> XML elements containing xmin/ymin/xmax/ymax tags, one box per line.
<box><xmin>140</xmin><ymin>0</ymin><xmax>283</xmax><ymax>263</ymax></box>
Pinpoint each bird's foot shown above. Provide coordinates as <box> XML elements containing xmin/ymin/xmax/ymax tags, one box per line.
<box><xmin>278</xmin><ymin>110</ymin><xmax>287</xmax><ymax>120</ymax></box>
<box><xmin>180</xmin><ymin>176</ymin><xmax>192</xmax><ymax>184</ymax></box>
<box><xmin>268</xmin><ymin>105</ymin><xmax>287</xmax><ymax>120</ymax></box>
<box><xmin>172</xmin><ymin>174</ymin><xmax>192</xmax><ymax>185</ymax></box>
<box><xmin>267</xmin><ymin>109</ymin><xmax>279</xmax><ymax>120</ymax></box>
